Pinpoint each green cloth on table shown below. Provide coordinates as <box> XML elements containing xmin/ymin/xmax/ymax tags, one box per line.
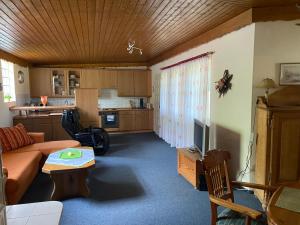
<box><xmin>59</xmin><ymin>149</ymin><xmax>82</xmax><ymax>159</ymax></box>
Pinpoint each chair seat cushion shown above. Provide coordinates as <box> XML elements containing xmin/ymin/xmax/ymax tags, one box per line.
<box><xmin>217</xmin><ymin>208</ymin><xmax>266</xmax><ymax>225</ymax></box>
<box><xmin>14</xmin><ymin>140</ymin><xmax>81</xmax><ymax>156</ymax></box>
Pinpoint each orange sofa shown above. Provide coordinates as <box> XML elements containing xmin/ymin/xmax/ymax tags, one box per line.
<box><xmin>2</xmin><ymin>132</ymin><xmax>80</xmax><ymax>205</ymax></box>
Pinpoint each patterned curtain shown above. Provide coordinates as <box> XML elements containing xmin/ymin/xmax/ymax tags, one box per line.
<box><xmin>159</xmin><ymin>55</ymin><xmax>211</xmax><ymax>148</ymax></box>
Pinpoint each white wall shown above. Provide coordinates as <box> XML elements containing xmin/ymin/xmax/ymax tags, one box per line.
<box><xmin>151</xmin><ymin>24</ymin><xmax>256</xmax><ymax>180</ymax></box>
<box><xmin>0</xmin><ymin>64</ymin><xmax>30</xmax><ymax>127</ymax></box>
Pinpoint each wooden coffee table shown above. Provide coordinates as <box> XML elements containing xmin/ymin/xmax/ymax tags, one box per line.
<box><xmin>42</xmin><ymin>147</ymin><xmax>95</xmax><ymax>200</ymax></box>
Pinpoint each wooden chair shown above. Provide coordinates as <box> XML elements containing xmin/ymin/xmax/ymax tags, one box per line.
<box><xmin>203</xmin><ymin>150</ymin><xmax>276</xmax><ymax>225</ymax></box>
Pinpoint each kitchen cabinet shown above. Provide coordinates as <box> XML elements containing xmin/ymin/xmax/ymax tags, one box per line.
<box><xmin>117</xmin><ymin>71</ymin><xmax>135</xmax><ymax>96</ymax></box>
<box><xmin>51</xmin><ymin>69</ymin><xmax>67</xmax><ymax>97</ymax></box>
<box><xmin>29</xmin><ymin>68</ymin><xmax>52</xmax><ymax>97</ymax></box>
<box><xmin>13</xmin><ymin>115</ymin><xmax>71</xmax><ymax>141</ymax></box>
<box><xmin>99</xmin><ymin>70</ymin><xmax>117</xmax><ymax>89</ymax></box>
<box><xmin>119</xmin><ymin>111</ymin><xmax>135</xmax><ymax>131</ymax></box>
<box><xmin>134</xmin><ymin>70</ymin><xmax>152</xmax><ymax>97</ymax></box>
<box><xmin>81</xmin><ymin>69</ymin><xmax>99</xmax><ymax>89</ymax></box>
<box><xmin>67</xmin><ymin>70</ymin><xmax>81</xmax><ymax>96</ymax></box>
<box><xmin>135</xmin><ymin>111</ymin><xmax>149</xmax><ymax>130</ymax></box>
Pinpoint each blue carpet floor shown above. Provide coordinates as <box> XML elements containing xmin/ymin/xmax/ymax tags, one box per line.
<box><xmin>21</xmin><ymin>133</ymin><xmax>262</xmax><ymax>225</ymax></box>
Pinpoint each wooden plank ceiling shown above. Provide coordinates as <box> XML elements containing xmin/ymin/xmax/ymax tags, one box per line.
<box><xmin>0</xmin><ymin>0</ymin><xmax>299</xmax><ymax>66</ymax></box>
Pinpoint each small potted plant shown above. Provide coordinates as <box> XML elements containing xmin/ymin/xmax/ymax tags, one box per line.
<box><xmin>4</xmin><ymin>95</ymin><xmax>12</xmax><ymax>102</ymax></box>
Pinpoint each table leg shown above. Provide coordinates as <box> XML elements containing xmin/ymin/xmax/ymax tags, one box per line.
<box><xmin>50</xmin><ymin>169</ymin><xmax>89</xmax><ymax>200</ymax></box>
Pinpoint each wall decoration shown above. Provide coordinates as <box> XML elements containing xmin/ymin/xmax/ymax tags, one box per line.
<box><xmin>17</xmin><ymin>71</ymin><xmax>25</xmax><ymax>84</ymax></box>
<box><xmin>215</xmin><ymin>69</ymin><xmax>233</xmax><ymax>97</ymax></box>
<box><xmin>280</xmin><ymin>63</ymin><xmax>300</xmax><ymax>85</ymax></box>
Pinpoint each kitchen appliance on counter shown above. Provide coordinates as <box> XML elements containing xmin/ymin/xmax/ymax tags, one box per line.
<box><xmin>100</xmin><ymin>110</ymin><xmax>119</xmax><ymax>128</ymax></box>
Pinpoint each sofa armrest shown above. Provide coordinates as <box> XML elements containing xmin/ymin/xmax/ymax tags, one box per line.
<box><xmin>28</xmin><ymin>132</ymin><xmax>45</xmax><ymax>143</ymax></box>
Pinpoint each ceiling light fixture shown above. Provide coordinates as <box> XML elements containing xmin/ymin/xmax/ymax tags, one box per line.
<box><xmin>127</xmin><ymin>41</ymin><xmax>143</xmax><ymax>55</ymax></box>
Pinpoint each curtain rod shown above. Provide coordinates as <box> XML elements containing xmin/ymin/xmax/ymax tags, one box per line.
<box><xmin>160</xmin><ymin>51</ymin><xmax>214</xmax><ymax>70</ymax></box>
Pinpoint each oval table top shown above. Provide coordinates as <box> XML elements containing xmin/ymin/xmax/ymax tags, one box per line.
<box><xmin>267</xmin><ymin>182</ymin><xmax>300</xmax><ymax>225</ymax></box>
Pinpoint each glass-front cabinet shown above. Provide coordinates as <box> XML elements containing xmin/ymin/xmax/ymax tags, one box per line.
<box><xmin>51</xmin><ymin>69</ymin><xmax>66</xmax><ymax>97</ymax></box>
<box><xmin>67</xmin><ymin>70</ymin><xmax>81</xmax><ymax>96</ymax></box>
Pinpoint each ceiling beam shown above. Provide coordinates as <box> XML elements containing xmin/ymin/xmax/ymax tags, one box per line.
<box><xmin>0</xmin><ymin>49</ymin><xmax>29</xmax><ymax>67</ymax></box>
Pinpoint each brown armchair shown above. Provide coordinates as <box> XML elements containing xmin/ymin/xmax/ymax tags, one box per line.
<box><xmin>203</xmin><ymin>150</ymin><xmax>276</xmax><ymax>225</ymax></box>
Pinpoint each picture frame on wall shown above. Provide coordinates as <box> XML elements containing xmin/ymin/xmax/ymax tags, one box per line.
<box><xmin>280</xmin><ymin>63</ymin><xmax>300</xmax><ymax>85</ymax></box>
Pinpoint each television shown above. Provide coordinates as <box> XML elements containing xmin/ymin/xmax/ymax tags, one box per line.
<box><xmin>194</xmin><ymin>119</ymin><xmax>209</xmax><ymax>157</ymax></box>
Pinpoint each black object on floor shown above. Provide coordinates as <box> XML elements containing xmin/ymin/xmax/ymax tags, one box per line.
<box><xmin>61</xmin><ymin>109</ymin><xmax>110</xmax><ymax>155</ymax></box>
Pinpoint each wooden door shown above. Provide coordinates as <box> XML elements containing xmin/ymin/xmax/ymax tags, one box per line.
<box><xmin>134</xmin><ymin>70</ymin><xmax>152</xmax><ymax>97</ymax></box>
<box><xmin>81</xmin><ymin>69</ymin><xmax>99</xmax><ymax>89</ymax></box>
<box><xmin>255</xmin><ymin>107</ymin><xmax>270</xmax><ymax>202</ymax></box>
<box><xmin>135</xmin><ymin>111</ymin><xmax>149</xmax><ymax>130</ymax></box>
<box><xmin>270</xmin><ymin>111</ymin><xmax>300</xmax><ymax>185</ymax></box>
<box><xmin>75</xmin><ymin>88</ymin><xmax>99</xmax><ymax>127</ymax></box>
<box><xmin>29</xmin><ymin>68</ymin><xmax>51</xmax><ymax>97</ymax></box>
<box><xmin>99</xmin><ymin>70</ymin><xmax>117</xmax><ymax>89</ymax></box>
<box><xmin>119</xmin><ymin>111</ymin><xmax>135</xmax><ymax>131</ymax></box>
<box><xmin>117</xmin><ymin>71</ymin><xmax>134</xmax><ymax>96</ymax></box>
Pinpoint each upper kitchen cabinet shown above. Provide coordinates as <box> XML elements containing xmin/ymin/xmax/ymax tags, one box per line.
<box><xmin>117</xmin><ymin>70</ymin><xmax>135</xmax><ymax>97</ymax></box>
<box><xmin>29</xmin><ymin>68</ymin><xmax>52</xmax><ymax>97</ymax></box>
<box><xmin>134</xmin><ymin>70</ymin><xmax>152</xmax><ymax>97</ymax></box>
<box><xmin>67</xmin><ymin>70</ymin><xmax>81</xmax><ymax>96</ymax></box>
<box><xmin>81</xmin><ymin>69</ymin><xmax>99</xmax><ymax>89</ymax></box>
<box><xmin>51</xmin><ymin>69</ymin><xmax>67</xmax><ymax>97</ymax></box>
<box><xmin>99</xmin><ymin>70</ymin><xmax>117</xmax><ymax>89</ymax></box>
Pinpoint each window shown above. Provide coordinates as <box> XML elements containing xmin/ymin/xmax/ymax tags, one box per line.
<box><xmin>1</xmin><ymin>59</ymin><xmax>15</xmax><ymax>103</ymax></box>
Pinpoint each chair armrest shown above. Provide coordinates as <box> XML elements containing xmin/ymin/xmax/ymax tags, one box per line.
<box><xmin>209</xmin><ymin>195</ymin><xmax>262</xmax><ymax>220</ymax></box>
<box><xmin>2</xmin><ymin>167</ymin><xmax>8</xmax><ymax>177</ymax></box>
<box><xmin>231</xmin><ymin>181</ymin><xmax>277</xmax><ymax>191</ymax></box>
<box><xmin>27</xmin><ymin>132</ymin><xmax>45</xmax><ymax>143</ymax></box>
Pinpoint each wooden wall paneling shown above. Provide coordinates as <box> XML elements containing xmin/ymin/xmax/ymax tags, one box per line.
<box><xmin>117</xmin><ymin>70</ymin><xmax>135</xmax><ymax>96</ymax></box>
<box><xmin>133</xmin><ymin>70</ymin><xmax>152</xmax><ymax>97</ymax></box>
<box><xmin>1</xmin><ymin>1</ymin><xmax>300</xmax><ymax>65</ymax></box>
<box><xmin>29</xmin><ymin>67</ymin><xmax>52</xmax><ymax>97</ymax></box>
<box><xmin>75</xmin><ymin>88</ymin><xmax>99</xmax><ymax>127</ymax></box>
<box><xmin>81</xmin><ymin>69</ymin><xmax>99</xmax><ymax>89</ymax></box>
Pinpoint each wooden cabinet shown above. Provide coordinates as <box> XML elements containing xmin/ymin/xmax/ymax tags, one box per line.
<box><xmin>119</xmin><ymin>111</ymin><xmax>135</xmax><ymax>131</ymax></box>
<box><xmin>29</xmin><ymin>68</ymin><xmax>51</xmax><ymax>97</ymax></box>
<box><xmin>51</xmin><ymin>69</ymin><xmax>67</xmax><ymax>97</ymax></box>
<box><xmin>134</xmin><ymin>70</ymin><xmax>152</xmax><ymax>97</ymax></box>
<box><xmin>13</xmin><ymin>115</ymin><xmax>71</xmax><ymax>141</ymax></box>
<box><xmin>117</xmin><ymin>71</ymin><xmax>135</xmax><ymax>96</ymax></box>
<box><xmin>81</xmin><ymin>69</ymin><xmax>99</xmax><ymax>89</ymax></box>
<box><xmin>99</xmin><ymin>70</ymin><xmax>117</xmax><ymax>89</ymax></box>
<box><xmin>177</xmin><ymin>148</ymin><xmax>203</xmax><ymax>188</ymax></box>
<box><xmin>255</xmin><ymin>89</ymin><xmax>300</xmax><ymax>202</ymax></box>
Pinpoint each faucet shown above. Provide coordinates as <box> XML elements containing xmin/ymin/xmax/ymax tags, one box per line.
<box><xmin>65</xmin><ymin>99</ymin><xmax>69</xmax><ymax>105</ymax></box>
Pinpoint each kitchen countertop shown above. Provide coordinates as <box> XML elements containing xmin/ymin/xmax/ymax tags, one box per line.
<box><xmin>10</xmin><ymin>105</ymin><xmax>76</xmax><ymax>111</ymax></box>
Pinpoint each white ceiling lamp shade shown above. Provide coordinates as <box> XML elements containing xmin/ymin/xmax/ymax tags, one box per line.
<box><xmin>127</xmin><ymin>41</ymin><xmax>143</xmax><ymax>55</ymax></box>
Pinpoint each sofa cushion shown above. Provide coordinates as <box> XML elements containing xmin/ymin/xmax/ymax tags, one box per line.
<box><xmin>2</xmin><ymin>151</ymin><xmax>42</xmax><ymax>204</ymax></box>
<box><xmin>15</xmin><ymin>140</ymin><xmax>81</xmax><ymax>156</ymax></box>
<box><xmin>0</xmin><ymin>124</ymin><xmax>34</xmax><ymax>152</ymax></box>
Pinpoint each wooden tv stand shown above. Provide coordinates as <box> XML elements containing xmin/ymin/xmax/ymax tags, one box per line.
<box><xmin>177</xmin><ymin>148</ymin><xmax>204</xmax><ymax>189</ymax></box>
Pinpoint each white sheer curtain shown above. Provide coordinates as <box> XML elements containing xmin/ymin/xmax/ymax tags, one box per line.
<box><xmin>159</xmin><ymin>55</ymin><xmax>211</xmax><ymax>148</ymax></box>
